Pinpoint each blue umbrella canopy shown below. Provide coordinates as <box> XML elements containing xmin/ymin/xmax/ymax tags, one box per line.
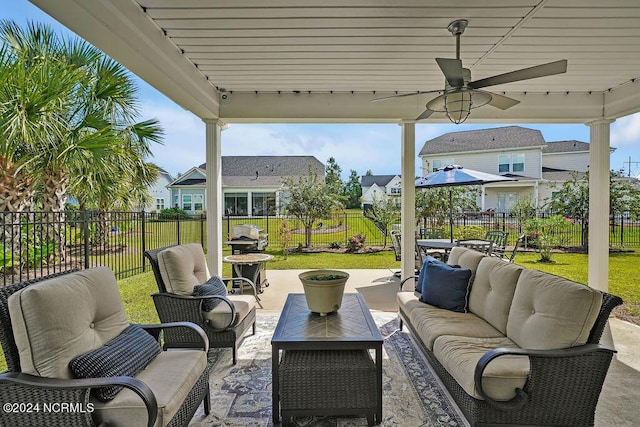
<box><xmin>414</xmin><ymin>165</ymin><xmax>515</xmax><ymax>241</ymax></box>
<box><xmin>415</xmin><ymin>164</ymin><xmax>515</xmax><ymax>188</ymax></box>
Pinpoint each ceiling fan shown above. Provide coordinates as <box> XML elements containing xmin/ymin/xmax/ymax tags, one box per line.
<box><xmin>372</xmin><ymin>19</ymin><xmax>568</xmax><ymax>123</ymax></box>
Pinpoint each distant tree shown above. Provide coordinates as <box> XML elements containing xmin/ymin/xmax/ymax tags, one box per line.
<box><xmin>282</xmin><ymin>169</ymin><xmax>341</xmax><ymax>247</ymax></box>
<box><xmin>365</xmin><ymin>196</ymin><xmax>400</xmax><ymax>247</ymax></box>
<box><xmin>415</xmin><ymin>187</ymin><xmax>478</xmax><ymax>235</ymax></box>
<box><xmin>546</xmin><ymin>170</ymin><xmax>640</xmax><ymax>247</ymax></box>
<box><xmin>343</xmin><ymin>169</ymin><xmax>362</xmax><ymax>209</ymax></box>
<box><xmin>365</xmin><ymin>169</ymin><xmax>373</xmax><ymax>176</ymax></box>
<box><xmin>325</xmin><ymin>157</ymin><xmax>343</xmax><ymax>199</ymax></box>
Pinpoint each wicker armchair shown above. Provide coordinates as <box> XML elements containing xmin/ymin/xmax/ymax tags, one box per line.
<box><xmin>0</xmin><ymin>268</ymin><xmax>210</xmax><ymax>427</ymax></box>
<box><xmin>144</xmin><ymin>244</ymin><xmax>257</xmax><ymax>365</ymax></box>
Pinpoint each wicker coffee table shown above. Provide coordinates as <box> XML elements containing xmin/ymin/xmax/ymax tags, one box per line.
<box><xmin>271</xmin><ymin>293</ymin><xmax>383</xmax><ymax>425</ymax></box>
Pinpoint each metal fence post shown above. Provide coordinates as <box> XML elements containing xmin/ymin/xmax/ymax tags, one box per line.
<box><xmin>176</xmin><ymin>213</ymin><xmax>181</xmax><ymax>245</ymax></box>
<box><xmin>200</xmin><ymin>213</ymin><xmax>205</xmax><ymax>248</ymax></box>
<box><xmin>141</xmin><ymin>210</ymin><xmax>146</xmax><ymax>272</ymax></box>
<box><xmin>83</xmin><ymin>210</ymin><xmax>90</xmax><ymax>270</ymax></box>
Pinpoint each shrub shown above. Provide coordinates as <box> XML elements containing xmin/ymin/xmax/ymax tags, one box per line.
<box><xmin>158</xmin><ymin>207</ymin><xmax>189</xmax><ymax>220</ymax></box>
<box><xmin>329</xmin><ymin>241</ymin><xmax>342</xmax><ymax>249</ymax></box>
<box><xmin>346</xmin><ymin>234</ymin><xmax>366</xmax><ymax>252</ymax></box>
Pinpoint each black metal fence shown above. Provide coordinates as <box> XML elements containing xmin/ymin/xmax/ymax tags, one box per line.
<box><xmin>1</xmin><ymin>209</ymin><xmax>637</xmax><ymax>286</ymax></box>
<box><xmin>0</xmin><ymin>211</ymin><xmax>206</xmax><ymax>286</ymax></box>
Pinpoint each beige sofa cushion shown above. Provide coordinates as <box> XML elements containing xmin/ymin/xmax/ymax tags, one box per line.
<box><xmin>446</xmin><ymin>247</ymin><xmax>485</xmax><ymax>284</ymax></box>
<box><xmin>92</xmin><ymin>349</ymin><xmax>207</xmax><ymax>427</ymax></box>
<box><xmin>157</xmin><ymin>244</ymin><xmax>210</xmax><ymax>295</ymax></box>
<box><xmin>8</xmin><ymin>267</ymin><xmax>129</xmax><ymax>379</ymax></box>
<box><xmin>202</xmin><ymin>294</ymin><xmax>257</xmax><ymax>329</ymax></box>
<box><xmin>433</xmin><ymin>335</ymin><xmax>530</xmax><ymax>401</ymax></box>
<box><xmin>410</xmin><ymin>303</ymin><xmax>503</xmax><ymax>351</ymax></box>
<box><xmin>468</xmin><ymin>257</ymin><xmax>524</xmax><ymax>334</ymax></box>
<box><xmin>397</xmin><ymin>291</ymin><xmax>425</xmax><ymax>319</ymax></box>
<box><xmin>507</xmin><ymin>269</ymin><xmax>603</xmax><ymax>349</ymax></box>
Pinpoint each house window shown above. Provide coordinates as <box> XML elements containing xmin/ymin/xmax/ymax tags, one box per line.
<box><xmin>173</xmin><ymin>195</ymin><xmax>179</xmax><ymax>207</ymax></box>
<box><xmin>193</xmin><ymin>194</ymin><xmax>204</xmax><ymax>211</ymax></box>
<box><xmin>498</xmin><ymin>155</ymin><xmax>510</xmax><ymax>173</ymax></box>
<box><xmin>390</xmin><ymin>187</ymin><xmax>401</xmax><ymax>194</ymax></box>
<box><xmin>432</xmin><ymin>158</ymin><xmax>454</xmax><ymax>172</ymax></box>
<box><xmin>251</xmin><ymin>192</ymin><xmax>276</xmax><ymax>215</ymax></box>
<box><xmin>497</xmin><ymin>193</ymin><xmax>518</xmax><ymax>210</ymax></box>
<box><xmin>155</xmin><ymin>198</ymin><xmax>165</xmax><ymax>211</ymax></box>
<box><xmin>512</xmin><ymin>154</ymin><xmax>525</xmax><ymax>172</ymax></box>
<box><xmin>224</xmin><ymin>193</ymin><xmax>248</xmax><ymax>216</ymax></box>
<box><xmin>182</xmin><ymin>194</ymin><xmax>192</xmax><ymax>211</ymax></box>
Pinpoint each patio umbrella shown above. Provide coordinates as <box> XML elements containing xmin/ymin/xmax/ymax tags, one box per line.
<box><xmin>415</xmin><ymin>165</ymin><xmax>515</xmax><ymax>242</ymax></box>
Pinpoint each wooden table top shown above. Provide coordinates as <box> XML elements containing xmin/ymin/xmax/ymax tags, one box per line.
<box><xmin>272</xmin><ymin>293</ymin><xmax>382</xmax><ymax>345</ymax></box>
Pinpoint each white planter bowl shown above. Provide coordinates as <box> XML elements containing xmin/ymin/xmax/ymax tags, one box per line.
<box><xmin>298</xmin><ymin>269</ymin><xmax>349</xmax><ymax>316</ymax></box>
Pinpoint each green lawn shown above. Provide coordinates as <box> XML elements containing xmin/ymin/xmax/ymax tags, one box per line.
<box><xmin>1</xmin><ymin>249</ymin><xmax>637</xmax><ymax>372</ymax></box>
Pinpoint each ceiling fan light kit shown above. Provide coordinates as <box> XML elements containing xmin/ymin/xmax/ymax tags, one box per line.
<box><xmin>371</xmin><ymin>19</ymin><xmax>567</xmax><ymax>124</ymax></box>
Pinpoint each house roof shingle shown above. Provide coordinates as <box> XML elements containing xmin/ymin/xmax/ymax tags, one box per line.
<box><xmin>543</xmin><ymin>140</ymin><xmax>590</xmax><ymax>153</ymax></box>
<box><xmin>361</xmin><ymin>175</ymin><xmax>399</xmax><ymax>187</ymax></box>
<box><xmin>179</xmin><ymin>156</ymin><xmax>325</xmax><ymax>188</ymax></box>
<box><xmin>419</xmin><ymin>126</ymin><xmax>546</xmax><ymax>155</ymax></box>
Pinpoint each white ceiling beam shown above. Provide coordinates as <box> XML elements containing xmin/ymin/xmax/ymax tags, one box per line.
<box><xmin>30</xmin><ymin>0</ymin><xmax>220</xmax><ymax>119</ymax></box>
<box><xmin>604</xmin><ymin>79</ymin><xmax>640</xmax><ymax>119</ymax></box>
<box><xmin>219</xmin><ymin>92</ymin><xmax>605</xmax><ymax>124</ymax></box>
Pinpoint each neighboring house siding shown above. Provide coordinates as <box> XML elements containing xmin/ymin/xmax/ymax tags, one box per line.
<box><xmin>543</xmin><ymin>152</ymin><xmax>589</xmax><ymax>172</ymax></box>
<box><xmin>360</xmin><ymin>175</ymin><xmax>401</xmax><ymax>208</ymax></box>
<box><xmin>138</xmin><ymin>170</ymin><xmax>173</xmax><ymax>212</ymax></box>
<box><xmin>422</xmin><ymin>148</ymin><xmax>542</xmax><ymax>179</ymax></box>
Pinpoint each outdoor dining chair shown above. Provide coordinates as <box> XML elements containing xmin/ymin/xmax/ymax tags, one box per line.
<box><xmin>144</xmin><ymin>243</ymin><xmax>258</xmax><ymax>365</ymax></box>
<box><xmin>484</xmin><ymin>230</ymin><xmax>509</xmax><ymax>258</ymax></box>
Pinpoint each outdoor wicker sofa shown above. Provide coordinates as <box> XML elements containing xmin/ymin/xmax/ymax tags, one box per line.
<box><xmin>144</xmin><ymin>244</ymin><xmax>258</xmax><ymax>364</ymax></box>
<box><xmin>398</xmin><ymin>246</ymin><xmax>623</xmax><ymax>426</ymax></box>
<box><xmin>0</xmin><ymin>267</ymin><xmax>211</xmax><ymax>427</ymax></box>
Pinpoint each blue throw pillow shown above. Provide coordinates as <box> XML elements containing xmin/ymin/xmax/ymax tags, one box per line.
<box><xmin>193</xmin><ymin>275</ymin><xmax>228</xmax><ymax>311</ymax></box>
<box><xmin>419</xmin><ymin>262</ymin><xmax>472</xmax><ymax>313</ymax></box>
<box><xmin>415</xmin><ymin>256</ymin><xmax>444</xmax><ymax>293</ymax></box>
<box><xmin>69</xmin><ymin>325</ymin><xmax>161</xmax><ymax>401</ymax></box>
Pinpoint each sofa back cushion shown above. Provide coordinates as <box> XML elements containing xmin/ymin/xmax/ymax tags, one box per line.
<box><xmin>157</xmin><ymin>243</ymin><xmax>210</xmax><ymax>295</ymax></box>
<box><xmin>447</xmin><ymin>247</ymin><xmax>485</xmax><ymax>284</ymax></box>
<box><xmin>506</xmin><ymin>269</ymin><xmax>603</xmax><ymax>349</ymax></box>
<box><xmin>468</xmin><ymin>257</ymin><xmax>524</xmax><ymax>334</ymax></box>
<box><xmin>8</xmin><ymin>267</ymin><xmax>129</xmax><ymax>379</ymax></box>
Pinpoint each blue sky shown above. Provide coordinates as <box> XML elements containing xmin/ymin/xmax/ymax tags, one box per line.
<box><xmin>4</xmin><ymin>1</ymin><xmax>640</xmax><ymax>179</ymax></box>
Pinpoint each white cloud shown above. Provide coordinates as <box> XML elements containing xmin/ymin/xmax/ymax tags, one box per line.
<box><xmin>611</xmin><ymin>112</ymin><xmax>640</xmax><ymax>148</ymax></box>
<box><xmin>139</xmin><ymin>101</ymin><xmax>205</xmax><ymax>177</ymax></box>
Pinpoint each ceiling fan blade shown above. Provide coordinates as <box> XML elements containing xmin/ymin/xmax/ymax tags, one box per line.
<box><xmin>370</xmin><ymin>90</ymin><xmax>442</xmax><ymax>102</ymax></box>
<box><xmin>468</xmin><ymin>60</ymin><xmax>568</xmax><ymax>90</ymax></box>
<box><xmin>436</xmin><ymin>58</ymin><xmax>464</xmax><ymax>87</ymax></box>
<box><xmin>487</xmin><ymin>92</ymin><xmax>520</xmax><ymax>110</ymax></box>
<box><xmin>416</xmin><ymin>108</ymin><xmax>435</xmax><ymax>121</ymax></box>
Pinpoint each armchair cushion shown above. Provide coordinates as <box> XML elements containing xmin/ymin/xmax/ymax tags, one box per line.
<box><xmin>157</xmin><ymin>243</ymin><xmax>210</xmax><ymax>295</ymax></box>
<box><xmin>92</xmin><ymin>349</ymin><xmax>207</xmax><ymax>427</ymax></box>
<box><xmin>69</xmin><ymin>325</ymin><xmax>162</xmax><ymax>401</ymax></box>
<box><xmin>8</xmin><ymin>266</ymin><xmax>129</xmax><ymax>379</ymax></box>
<box><xmin>202</xmin><ymin>295</ymin><xmax>257</xmax><ymax>329</ymax></box>
<box><xmin>193</xmin><ymin>276</ymin><xmax>228</xmax><ymax>311</ymax></box>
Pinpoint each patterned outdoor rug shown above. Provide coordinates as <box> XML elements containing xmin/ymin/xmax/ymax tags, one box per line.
<box><xmin>189</xmin><ymin>312</ymin><xmax>467</xmax><ymax>427</ymax></box>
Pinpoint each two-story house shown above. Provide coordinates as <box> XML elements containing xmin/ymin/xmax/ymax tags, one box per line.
<box><xmin>136</xmin><ymin>167</ymin><xmax>173</xmax><ymax>212</ymax></box>
<box><xmin>361</xmin><ymin>175</ymin><xmax>402</xmax><ymax>210</ymax></box>
<box><xmin>418</xmin><ymin>126</ymin><xmax>612</xmax><ymax>210</ymax></box>
<box><xmin>167</xmin><ymin>156</ymin><xmax>324</xmax><ymax>216</ymax></box>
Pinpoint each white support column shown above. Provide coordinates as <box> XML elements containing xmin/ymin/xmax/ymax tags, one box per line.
<box><xmin>400</xmin><ymin>121</ymin><xmax>416</xmax><ymax>285</ymax></box>
<box><xmin>587</xmin><ymin>119</ymin><xmax>614</xmax><ymax>292</ymax></box>
<box><xmin>533</xmin><ymin>181</ymin><xmax>539</xmax><ymax>208</ymax></box>
<box><xmin>480</xmin><ymin>186</ymin><xmax>486</xmax><ymax>210</ymax></box>
<box><xmin>204</xmin><ymin>119</ymin><xmax>224</xmax><ymax>275</ymax></box>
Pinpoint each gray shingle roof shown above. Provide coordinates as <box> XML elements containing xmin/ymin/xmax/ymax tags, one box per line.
<box><xmin>361</xmin><ymin>175</ymin><xmax>399</xmax><ymax>187</ymax></box>
<box><xmin>173</xmin><ymin>178</ymin><xmax>205</xmax><ymax>186</ymax></box>
<box><xmin>196</xmin><ymin>156</ymin><xmax>324</xmax><ymax>188</ymax></box>
<box><xmin>419</xmin><ymin>126</ymin><xmax>546</xmax><ymax>155</ymax></box>
<box><xmin>542</xmin><ymin>169</ymin><xmax>586</xmax><ymax>181</ymax></box>
<box><xmin>543</xmin><ymin>140</ymin><xmax>590</xmax><ymax>153</ymax></box>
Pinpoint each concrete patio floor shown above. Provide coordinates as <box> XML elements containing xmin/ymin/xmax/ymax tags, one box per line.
<box><xmin>261</xmin><ymin>268</ymin><xmax>640</xmax><ymax>426</ymax></box>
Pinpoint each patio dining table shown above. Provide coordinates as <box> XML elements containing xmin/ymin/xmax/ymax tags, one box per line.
<box><xmin>416</xmin><ymin>238</ymin><xmax>493</xmax><ymax>260</ymax></box>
